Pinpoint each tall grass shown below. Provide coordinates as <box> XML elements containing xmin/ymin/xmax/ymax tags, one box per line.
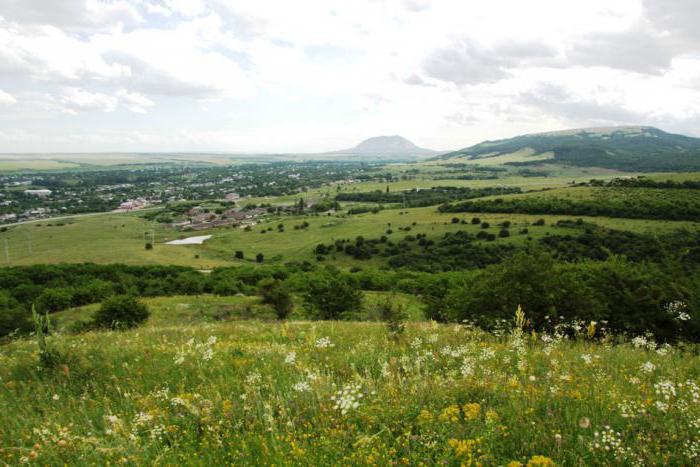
<box><xmin>0</xmin><ymin>313</ymin><xmax>699</xmax><ymax>465</ymax></box>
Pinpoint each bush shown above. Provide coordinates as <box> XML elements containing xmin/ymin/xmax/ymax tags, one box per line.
<box><xmin>145</xmin><ymin>242</ymin><xmax>153</xmax><ymax>250</ymax></box>
<box><xmin>36</xmin><ymin>288</ymin><xmax>73</xmax><ymax>313</ymax></box>
<box><xmin>0</xmin><ymin>292</ymin><xmax>31</xmax><ymax>337</ymax></box>
<box><xmin>481</xmin><ymin>222</ymin><xmax>490</xmax><ymax>229</ymax></box>
<box><xmin>499</xmin><ymin>228</ymin><xmax>510</xmax><ymax>238</ymax></box>
<box><xmin>471</xmin><ymin>217</ymin><xmax>481</xmax><ymax>224</ymax></box>
<box><xmin>258</xmin><ymin>278</ymin><xmax>293</xmax><ymax>320</ymax></box>
<box><xmin>235</xmin><ymin>251</ymin><xmax>244</xmax><ymax>259</ymax></box>
<box><xmin>256</xmin><ymin>253</ymin><xmax>264</xmax><ymax>263</ymax></box>
<box><xmin>93</xmin><ymin>295</ymin><xmax>150</xmax><ymax>330</ymax></box>
<box><xmin>303</xmin><ymin>269</ymin><xmax>363</xmax><ymax>320</ymax></box>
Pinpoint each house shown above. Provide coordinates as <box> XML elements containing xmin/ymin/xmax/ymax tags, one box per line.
<box><xmin>24</xmin><ymin>189</ymin><xmax>52</xmax><ymax>197</ymax></box>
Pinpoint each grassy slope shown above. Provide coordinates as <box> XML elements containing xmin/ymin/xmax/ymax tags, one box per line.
<box><xmin>0</xmin><ymin>205</ymin><xmax>696</xmax><ymax>268</ymax></box>
<box><xmin>1</xmin><ymin>308</ymin><xmax>698</xmax><ymax>465</ymax></box>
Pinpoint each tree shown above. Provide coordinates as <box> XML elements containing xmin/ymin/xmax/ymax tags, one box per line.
<box><xmin>258</xmin><ymin>278</ymin><xmax>293</xmax><ymax>320</ymax></box>
<box><xmin>93</xmin><ymin>295</ymin><xmax>150</xmax><ymax>330</ymax></box>
<box><xmin>303</xmin><ymin>269</ymin><xmax>363</xmax><ymax>320</ymax></box>
<box><xmin>36</xmin><ymin>288</ymin><xmax>73</xmax><ymax>313</ymax></box>
<box><xmin>0</xmin><ymin>292</ymin><xmax>31</xmax><ymax>337</ymax></box>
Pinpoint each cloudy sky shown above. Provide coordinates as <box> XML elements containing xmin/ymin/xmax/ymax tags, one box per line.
<box><xmin>0</xmin><ymin>0</ymin><xmax>699</xmax><ymax>153</ymax></box>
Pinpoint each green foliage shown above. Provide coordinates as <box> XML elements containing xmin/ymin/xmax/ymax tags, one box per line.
<box><xmin>440</xmin><ymin>187</ymin><xmax>700</xmax><ymax>221</ymax></box>
<box><xmin>258</xmin><ymin>278</ymin><xmax>293</xmax><ymax>320</ymax></box>
<box><xmin>303</xmin><ymin>269</ymin><xmax>363</xmax><ymax>320</ymax></box>
<box><xmin>375</xmin><ymin>296</ymin><xmax>406</xmax><ymax>339</ymax></box>
<box><xmin>36</xmin><ymin>288</ymin><xmax>73</xmax><ymax>313</ymax></box>
<box><xmin>0</xmin><ymin>292</ymin><xmax>31</xmax><ymax>337</ymax></box>
<box><xmin>93</xmin><ymin>295</ymin><xmax>150</xmax><ymax>330</ymax></box>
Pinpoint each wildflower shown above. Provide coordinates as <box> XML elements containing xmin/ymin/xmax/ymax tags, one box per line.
<box><xmin>417</xmin><ymin>409</ymin><xmax>433</xmax><ymax>423</ymax></box>
<box><xmin>293</xmin><ymin>381</ymin><xmax>311</xmax><ymax>392</ymax></box>
<box><xmin>640</xmin><ymin>361</ymin><xmax>656</xmax><ymax>373</ymax></box>
<box><xmin>331</xmin><ymin>383</ymin><xmax>363</xmax><ymax>415</ymax></box>
<box><xmin>284</xmin><ymin>351</ymin><xmax>296</xmax><ymax>365</ymax></box>
<box><xmin>460</xmin><ymin>357</ymin><xmax>475</xmax><ymax>377</ymax></box>
<box><xmin>527</xmin><ymin>455</ymin><xmax>555</xmax><ymax>466</ymax></box>
<box><xmin>581</xmin><ymin>354</ymin><xmax>593</xmax><ymax>365</ymax></box>
<box><xmin>52</xmin><ymin>394</ymin><xmax>60</xmax><ymax>401</ymax></box>
<box><xmin>448</xmin><ymin>438</ymin><xmax>482</xmax><ymax>461</ymax></box>
<box><xmin>485</xmin><ymin>409</ymin><xmax>499</xmax><ymax>423</ymax></box>
<box><xmin>315</xmin><ymin>337</ymin><xmax>334</xmax><ymax>348</ymax></box>
<box><xmin>463</xmin><ymin>403</ymin><xmax>481</xmax><ymax>420</ymax></box>
<box><xmin>439</xmin><ymin>405</ymin><xmax>461</xmax><ymax>423</ymax></box>
<box><xmin>579</xmin><ymin>417</ymin><xmax>591</xmax><ymax>428</ymax></box>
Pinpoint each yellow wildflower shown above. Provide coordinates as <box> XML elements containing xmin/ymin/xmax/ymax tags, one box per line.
<box><xmin>448</xmin><ymin>438</ymin><xmax>482</xmax><ymax>465</ymax></box>
<box><xmin>463</xmin><ymin>403</ymin><xmax>481</xmax><ymax>420</ymax></box>
<box><xmin>417</xmin><ymin>409</ymin><xmax>433</xmax><ymax>423</ymax></box>
<box><xmin>439</xmin><ymin>405</ymin><xmax>461</xmax><ymax>423</ymax></box>
<box><xmin>527</xmin><ymin>455</ymin><xmax>555</xmax><ymax>466</ymax></box>
<box><xmin>485</xmin><ymin>409</ymin><xmax>499</xmax><ymax>423</ymax></box>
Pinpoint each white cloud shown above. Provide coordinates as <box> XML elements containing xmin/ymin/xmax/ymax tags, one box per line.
<box><xmin>0</xmin><ymin>0</ymin><xmax>699</xmax><ymax>152</ymax></box>
<box><xmin>0</xmin><ymin>88</ymin><xmax>16</xmax><ymax>105</ymax></box>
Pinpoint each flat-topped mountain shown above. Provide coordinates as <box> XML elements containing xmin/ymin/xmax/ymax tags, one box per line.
<box><xmin>434</xmin><ymin>126</ymin><xmax>700</xmax><ymax>171</ymax></box>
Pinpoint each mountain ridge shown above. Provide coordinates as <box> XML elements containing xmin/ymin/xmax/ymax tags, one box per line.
<box><xmin>432</xmin><ymin>126</ymin><xmax>700</xmax><ymax>172</ymax></box>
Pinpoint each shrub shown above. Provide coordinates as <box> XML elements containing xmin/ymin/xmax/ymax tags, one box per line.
<box><xmin>36</xmin><ymin>288</ymin><xmax>73</xmax><ymax>313</ymax></box>
<box><xmin>258</xmin><ymin>278</ymin><xmax>293</xmax><ymax>320</ymax></box>
<box><xmin>256</xmin><ymin>253</ymin><xmax>265</xmax><ymax>263</ymax></box>
<box><xmin>93</xmin><ymin>295</ymin><xmax>150</xmax><ymax>330</ymax></box>
<box><xmin>0</xmin><ymin>292</ymin><xmax>31</xmax><ymax>337</ymax></box>
<box><xmin>481</xmin><ymin>222</ymin><xmax>490</xmax><ymax>229</ymax></box>
<box><xmin>499</xmin><ymin>228</ymin><xmax>510</xmax><ymax>238</ymax></box>
<box><xmin>235</xmin><ymin>251</ymin><xmax>244</xmax><ymax>259</ymax></box>
<box><xmin>303</xmin><ymin>269</ymin><xmax>363</xmax><ymax>320</ymax></box>
<box><xmin>145</xmin><ymin>242</ymin><xmax>153</xmax><ymax>250</ymax></box>
<box><xmin>471</xmin><ymin>217</ymin><xmax>481</xmax><ymax>224</ymax></box>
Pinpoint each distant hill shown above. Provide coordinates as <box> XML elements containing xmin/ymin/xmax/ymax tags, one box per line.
<box><xmin>433</xmin><ymin>126</ymin><xmax>700</xmax><ymax>172</ymax></box>
<box><xmin>334</xmin><ymin>135</ymin><xmax>438</xmax><ymax>157</ymax></box>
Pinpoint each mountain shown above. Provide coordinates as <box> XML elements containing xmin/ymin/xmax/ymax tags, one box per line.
<box><xmin>335</xmin><ymin>135</ymin><xmax>438</xmax><ymax>156</ymax></box>
<box><xmin>433</xmin><ymin>126</ymin><xmax>700</xmax><ymax>172</ymax></box>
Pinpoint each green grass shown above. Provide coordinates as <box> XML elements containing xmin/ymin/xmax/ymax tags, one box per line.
<box><xmin>1</xmin><ymin>305</ymin><xmax>698</xmax><ymax>465</ymax></box>
<box><xmin>1</xmin><ymin>204</ymin><xmax>697</xmax><ymax>268</ymax></box>
<box><xmin>0</xmin><ymin>160</ymin><xmax>80</xmax><ymax>171</ymax></box>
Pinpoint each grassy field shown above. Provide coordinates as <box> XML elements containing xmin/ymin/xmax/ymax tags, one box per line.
<box><xmin>0</xmin><ymin>160</ymin><xmax>80</xmax><ymax>171</ymax></box>
<box><xmin>1</xmin><ymin>302</ymin><xmax>698</xmax><ymax>465</ymax></box>
<box><xmin>1</xmin><ymin>205</ymin><xmax>697</xmax><ymax>268</ymax></box>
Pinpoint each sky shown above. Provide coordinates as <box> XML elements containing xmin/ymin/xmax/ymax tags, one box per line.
<box><xmin>0</xmin><ymin>0</ymin><xmax>699</xmax><ymax>153</ymax></box>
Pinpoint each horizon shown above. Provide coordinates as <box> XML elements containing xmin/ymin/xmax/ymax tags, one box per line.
<box><xmin>1</xmin><ymin>0</ymin><xmax>699</xmax><ymax>153</ymax></box>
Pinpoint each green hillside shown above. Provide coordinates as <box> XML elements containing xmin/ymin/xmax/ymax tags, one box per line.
<box><xmin>434</xmin><ymin>126</ymin><xmax>700</xmax><ymax>172</ymax></box>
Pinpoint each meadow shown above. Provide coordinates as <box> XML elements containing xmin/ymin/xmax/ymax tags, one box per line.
<box><xmin>1</xmin><ymin>301</ymin><xmax>698</xmax><ymax>465</ymax></box>
<box><xmin>0</xmin><ymin>205</ymin><xmax>697</xmax><ymax>269</ymax></box>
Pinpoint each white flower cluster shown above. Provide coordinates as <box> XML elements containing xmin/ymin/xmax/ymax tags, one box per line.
<box><xmin>460</xmin><ymin>357</ymin><xmax>475</xmax><ymax>377</ymax></box>
<box><xmin>315</xmin><ymin>336</ymin><xmax>334</xmax><ymax>348</ymax></box>
<box><xmin>173</xmin><ymin>336</ymin><xmax>217</xmax><ymax>365</ymax></box>
<box><xmin>640</xmin><ymin>361</ymin><xmax>656</xmax><ymax>374</ymax></box>
<box><xmin>331</xmin><ymin>383</ymin><xmax>363</xmax><ymax>415</ymax></box>
<box><xmin>292</xmin><ymin>381</ymin><xmax>311</xmax><ymax>392</ymax></box>
<box><xmin>665</xmin><ymin>301</ymin><xmax>691</xmax><ymax>321</ymax></box>
<box><xmin>284</xmin><ymin>351</ymin><xmax>296</xmax><ymax>365</ymax></box>
<box><xmin>618</xmin><ymin>399</ymin><xmax>646</xmax><ymax>419</ymax></box>
<box><xmin>591</xmin><ymin>426</ymin><xmax>632</xmax><ymax>460</ymax></box>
